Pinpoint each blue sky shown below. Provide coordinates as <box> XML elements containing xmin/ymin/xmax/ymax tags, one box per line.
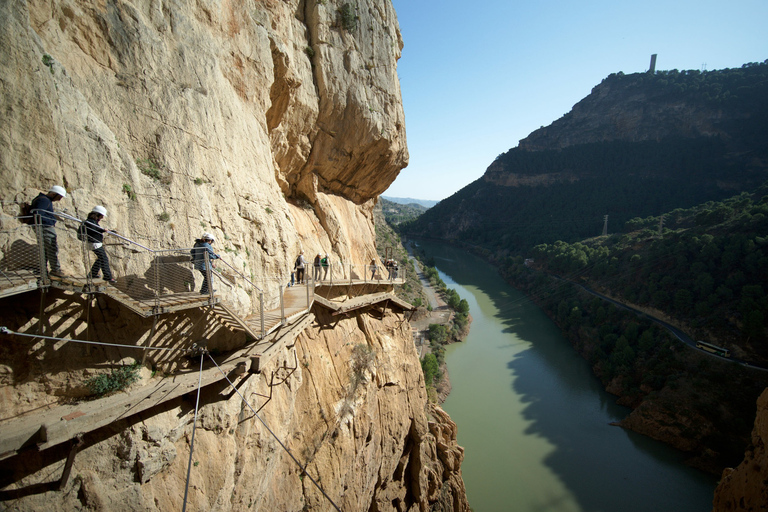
<box><xmin>385</xmin><ymin>0</ymin><xmax>768</xmax><ymax>201</ymax></box>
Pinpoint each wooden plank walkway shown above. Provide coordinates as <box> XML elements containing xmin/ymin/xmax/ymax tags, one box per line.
<box><xmin>101</xmin><ymin>287</ymin><xmax>218</xmax><ymax>317</ymax></box>
<box><xmin>0</xmin><ymin>310</ymin><xmax>314</xmax><ymax>460</ymax></box>
<box><xmin>314</xmin><ymin>292</ymin><xmax>414</xmax><ymax>316</ymax></box>
<box><xmin>239</xmin><ymin>285</ymin><xmax>313</xmax><ymax>339</ymax></box>
<box><xmin>315</xmin><ymin>276</ymin><xmax>405</xmax><ymax>287</ymax></box>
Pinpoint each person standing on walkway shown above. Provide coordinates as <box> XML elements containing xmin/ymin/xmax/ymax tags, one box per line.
<box><xmin>313</xmin><ymin>253</ymin><xmax>322</xmax><ymax>282</ymax></box>
<box><xmin>30</xmin><ymin>185</ymin><xmax>66</xmax><ymax>277</ymax></box>
<box><xmin>369</xmin><ymin>258</ymin><xmax>379</xmax><ymax>280</ymax></box>
<box><xmin>80</xmin><ymin>206</ymin><xmax>115</xmax><ymax>283</ymax></box>
<box><xmin>191</xmin><ymin>233</ymin><xmax>220</xmax><ymax>294</ymax></box>
<box><xmin>294</xmin><ymin>250</ymin><xmax>307</xmax><ymax>284</ymax></box>
<box><xmin>321</xmin><ymin>253</ymin><xmax>330</xmax><ymax>281</ymax></box>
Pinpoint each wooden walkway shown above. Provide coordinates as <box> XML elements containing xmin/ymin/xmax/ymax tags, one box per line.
<box><xmin>0</xmin><ymin>284</ymin><xmax>412</xmax><ymax>461</ymax></box>
<box><xmin>314</xmin><ymin>292</ymin><xmax>415</xmax><ymax>316</ymax></box>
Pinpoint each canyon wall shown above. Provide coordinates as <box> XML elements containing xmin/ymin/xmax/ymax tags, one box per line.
<box><xmin>0</xmin><ymin>0</ymin><xmax>469</xmax><ymax>510</ymax></box>
<box><xmin>713</xmin><ymin>388</ymin><xmax>768</xmax><ymax>511</ymax></box>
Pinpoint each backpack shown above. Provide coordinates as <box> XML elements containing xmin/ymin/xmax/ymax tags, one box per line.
<box><xmin>18</xmin><ymin>202</ymin><xmax>34</xmax><ymax>225</ymax></box>
<box><xmin>295</xmin><ymin>256</ymin><xmax>302</xmax><ymax>268</ymax></box>
<box><xmin>77</xmin><ymin>222</ymin><xmax>88</xmax><ymax>242</ymax></box>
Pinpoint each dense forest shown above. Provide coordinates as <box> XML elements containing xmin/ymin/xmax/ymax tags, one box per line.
<box><xmin>497</xmin><ymin>185</ymin><xmax>768</xmax><ymax>472</ymax></box>
<box><xmin>401</xmin><ymin>61</ymin><xmax>768</xmax><ymax>255</ymax></box>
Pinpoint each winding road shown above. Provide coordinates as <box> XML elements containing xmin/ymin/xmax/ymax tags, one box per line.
<box><xmin>570</xmin><ymin>279</ymin><xmax>768</xmax><ymax>372</ymax></box>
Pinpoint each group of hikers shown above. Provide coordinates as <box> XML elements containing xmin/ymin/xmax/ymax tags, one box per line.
<box><xmin>27</xmin><ymin>185</ymin><xmax>220</xmax><ymax>295</ymax></box>
<box><xmin>369</xmin><ymin>258</ymin><xmax>399</xmax><ymax>280</ymax></box>
<box><xmin>26</xmin><ymin>185</ymin><xmax>401</xmax><ymax>296</ymax></box>
<box><xmin>291</xmin><ymin>251</ymin><xmax>330</xmax><ymax>285</ymax></box>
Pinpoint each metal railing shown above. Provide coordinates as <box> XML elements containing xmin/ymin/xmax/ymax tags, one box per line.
<box><xmin>0</xmin><ymin>214</ymin><xmax>45</xmax><ymax>292</ymax></box>
<box><xmin>2</xmin><ymin>208</ymin><xmax>406</xmax><ymax>325</ymax></box>
<box><xmin>346</xmin><ymin>262</ymin><xmax>406</xmax><ymax>284</ymax></box>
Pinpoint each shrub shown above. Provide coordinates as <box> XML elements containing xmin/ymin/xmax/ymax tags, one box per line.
<box><xmin>86</xmin><ymin>362</ymin><xmax>141</xmax><ymax>396</ymax></box>
<box><xmin>339</xmin><ymin>3</ymin><xmax>357</xmax><ymax>31</ymax></box>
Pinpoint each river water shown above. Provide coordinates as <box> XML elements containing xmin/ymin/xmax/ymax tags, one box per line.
<box><xmin>414</xmin><ymin>241</ymin><xmax>718</xmax><ymax>512</ymax></box>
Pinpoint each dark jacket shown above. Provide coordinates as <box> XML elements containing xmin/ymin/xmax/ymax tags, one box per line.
<box><xmin>30</xmin><ymin>193</ymin><xmax>56</xmax><ymax>226</ymax></box>
<box><xmin>82</xmin><ymin>215</ymin><xmax>106</xmax><ymax>244</ymax></box>
<box><xmin>191</xmin><ymin>240</ymin><xmax>220</xmax><ymax>271</ymax></box>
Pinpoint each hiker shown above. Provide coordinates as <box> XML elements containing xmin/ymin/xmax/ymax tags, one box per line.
<box><xmin>385</xmin><ymin>259</ymin><xmax>393</xmax><ymax>280</ymax></box>
<box><xmin>369</xmin><ymin>258</ymin><xmax>379</xmax><ymax>280</ymax></box>
<box><xmin>294</xmin><ymin>250</ymin><xmax>306</xmax><ymax>284</ymax></box>
<box><xmin>390</xmin><ymin>259</ymin><xmax>399</xmax><ymax>280</ymax></box>
<box><xmin>191</xmin><ymin>233</ymin><xmax>220</xmax><ymax>294</ymax></box>
<box><xmin>321</xmin><ymin>254</ymin><xmax>330</xmax><ymax>281</ymax></box>
<box><xmin>80</xmin><ymin>206</ymin><xmax>115</xmax><ymax>283</ymax></box>
<box><xmin>313</xmin><ymin>253</ymin><xmax>322</xmax><ymax>282</ymax></box>
<box><xmin>30</xmin><ymin>185</ymin><xmax>66</xmax><ymax>277</ymax></box>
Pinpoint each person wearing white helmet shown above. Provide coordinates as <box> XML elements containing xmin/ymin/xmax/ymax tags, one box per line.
<box><xmin>79</xmin><ymin>206</ymin><xmax>116</xmax><ymax>283</ymax></box>
<box><xmin>191</xmin><ymin>232</ymin><xmax>220</xmax><ymax>294</ymax></box>
<box><xmin>30</xmin><ymin>185</ymin><xmax>67</xmax><ymax>276</ymax></box>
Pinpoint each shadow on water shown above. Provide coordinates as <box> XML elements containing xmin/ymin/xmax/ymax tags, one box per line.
<box><xmin>414</xmin><ymin>240</ymin><xmax>717</xmax><ymax>512</ymax></box>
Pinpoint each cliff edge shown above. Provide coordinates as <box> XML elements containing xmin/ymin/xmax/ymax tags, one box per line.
<box><xmin>0</xmin><ymin>1</ymin><xmax>469</xmax><ymax>510</ymax></box>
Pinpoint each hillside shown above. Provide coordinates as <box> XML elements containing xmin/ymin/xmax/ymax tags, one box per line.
<box><xmin>379</xmin><ymin>197</ymin><xmax>428</xmax><ymax>225</ymax></box>
<box><xmin>402</xmin><ymin>61</ymin><xmax>768</xmax><ymax>254</ymax></box>
<box><xmin>501</xmin><ymin>186</ymin><xmax>768</xmax><ymax>472</ymax></box>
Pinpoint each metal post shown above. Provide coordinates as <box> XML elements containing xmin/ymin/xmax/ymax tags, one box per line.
<box><xmin>259</xmin><ymin>291</ymin><xmax>265</xmax><ymax>337</ymax></box>
<box><xmin>205</xmin><ymin>252</ymin><xmax>214</xmax><ymax>302</ymax></box>
<box><xmin>154</xmin><ymin>249</ymin><xmax>161</xmax><ymax>312</ymax></box>
<box><xmin>34</xmin><ymin>214</ymin><xmax>48</xmax><ymax>285</ymax></box>
<box><xmin>280</xmin><ymin>285</ymin><xmax>285</xmax><ymax>324</ymax></box>
<box><xmin>305</xmin><ymin>277</ymin><xmax>310</xmax><ymax>309</ymax></box>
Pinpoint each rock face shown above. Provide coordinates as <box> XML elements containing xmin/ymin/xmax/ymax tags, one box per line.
<box><xmin>712</xmin><ymin>388</ymin><xmax>768</xmax><ymax>511</ymax></box>
<box><xmin>1</xmin><ymin>0</ymin><xmax>408</xmax><ymax>283</ymax></box>
<box><xmin>0</xmin><ymin>0</ymin><xmax>469</xmax><ymax>510</ymax></box>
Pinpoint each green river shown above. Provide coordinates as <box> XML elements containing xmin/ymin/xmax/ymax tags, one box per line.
<box><xmin>415</xmin><ymin>241</ymin><xmax>718</xmax><ymax>512</ymax></box>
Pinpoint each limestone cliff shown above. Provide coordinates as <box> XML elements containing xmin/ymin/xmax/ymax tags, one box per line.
<box><xmin>0</xmin><ymin>0</ymin><xmax>469</xmax><ymax>510</ymax></box>
<box><xmin>713</xmin><ymin>388</ymin><xmax>768</xmax><ymax>511</ymax></box>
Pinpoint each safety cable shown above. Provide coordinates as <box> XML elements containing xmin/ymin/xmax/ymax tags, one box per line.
<box><xmin>182</xmin><ymin>352</ymin><xmax>204</xmax><ymax>512</ymax></box>
<box><xmin>0</xmin><ymin>327</ymin><xmax>189</xmax><ymax>353</ymax></box>
<box><xmin>206</xmin><ymin>353</ymin><xmax>342</xmax><ymax>512</ymax></box>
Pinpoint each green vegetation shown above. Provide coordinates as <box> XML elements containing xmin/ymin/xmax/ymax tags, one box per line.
<box><xmin>136</xmin><ymin>158</ymin><xmax>166</xmax><ymax>182</ymax></box>
<box><xmin>122</xmin><ymin>183</ymin><xmax>136</xmax><ymax>201</ymax></box>
<box><xmin>374</xmin><ymin>201</ymin><xmax>428</xmax><ymax>307</ymax></box>
<box><xmin>379</xmin><ymin>198</ymin><xmax>428</xmax><ymax>225</ymax></box>
<box><xmin>525</xmin><ymin>186</ymin><xmax>768</xmax><ymax>356</ymax></box>
<box><xmin>42</xmin><ymin>54</ymin><xmax>55</xmax><ymax>74</ymax></box>
<box><xmin>304</xmin><ymin>46</ymin><xmax>315</xmax><ymax>59</ymax></box>
<box><xmin>500</xmin><ymin>185</ymin><xmax>768</xmax><ymax>470</ymax></box>
<box><xmin>86</xmin><ymin>361</ymin><xmax>141</xmax><ymax>396</ymax></box>
<box><xmin>158</xmin><ymin>211</ymin><xmax>170</xmax><ymax>222</ymax></box>
<box><xmin>338</xmin><ymin>3</ymin><xmax>358</xmax><ymax>32</ymax></box>
<box><xmin>421</xmin><ymin>353</ymin><xmax>440</xmax><ymax>388</ymax></box>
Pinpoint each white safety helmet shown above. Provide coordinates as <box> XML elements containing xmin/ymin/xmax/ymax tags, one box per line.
<box><xmin>91</xmin><ymin>205</ymin><xmax>107</xmax><ymax>217</ymax></box>
<box><xmin>202</xmin><ymin>232</ymin><xmax>215</xmax><ymax>243</ymax></box>
<box><xmin>49</xmin><ymin>185</ymin><xmax>67</xmax><ymax>198</ymax></box>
